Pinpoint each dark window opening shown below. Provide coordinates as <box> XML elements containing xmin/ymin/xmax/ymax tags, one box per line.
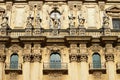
<box><xmin>112</xmin><ymin>18</ymin><xmax>120</xmax><ymax>29</ymax></box>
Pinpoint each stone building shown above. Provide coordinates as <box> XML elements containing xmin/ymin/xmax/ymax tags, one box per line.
<box><xmin>0</xmin><ymin>0</ymin><xmax>120</xmax><ymax>80</ymax></box>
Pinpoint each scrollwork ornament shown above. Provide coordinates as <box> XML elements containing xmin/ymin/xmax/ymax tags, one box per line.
<box><xmin>105</xmin><ymin>54</ymin><xmax>114</xmax><ymax>62</ymax></box>
<box><xmin>23</xmin><ymin>54</ymin><xmax>31</xmax><ymax>62</ymax></box>
<box><xmin>69</xmin><ymin>54</ymin><xmax>78</xmax><ymax>62</ymax></box>
<box><xmin>32</xmin><ymin>54</ymin><xmax>42</xmax><ymax>62</ymax></box>
<box><xmin>0</xmin><ymin>55</ymin><xmax>6</xmax><ymax>62</ymax></box>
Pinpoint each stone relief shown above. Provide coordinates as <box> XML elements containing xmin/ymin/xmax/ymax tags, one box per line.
<box><xmin>9</xmin><ymin>44</ymin><xmax>22</xmax><ymax>53</ymax></box>
<box><xmin>78</xmin><ymin>13</ymin><xmax>85</xmax><ymax>27</ymax></box>
<box><xmin>68</xmin><ymin>13</ymin><xmax>75</xmax><ymax>28</ymax></box>
<box><xmin>9</xmin><ymin>72</ymin><xmax>18</xmax><ymax>80</ymax></box>
<box><xmin>6</xmin><ymin>2</ymin><xmax>12</xmax><ymax>11</ymax></box>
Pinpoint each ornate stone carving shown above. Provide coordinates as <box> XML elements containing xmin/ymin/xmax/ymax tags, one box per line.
<box><xmin>52</xmin><ymin>29</ymin><xmax>59</xmax><ymax>36</ymax></box>
<box><xmin>23</xmin><ymin>54</ymin><xmax>31</xmax><ymax>62</ymax></box>
<box><xmin>93</xmin><ymin>72</ymin><xmax>102</xmax><ymax>79</ymax></box>
<box><xmin>98</xmin><ymin>2</ymin><xmax>105</xmax><ymax>11</ymax></box>
<box><xmin>68</xmin><ymin>13</ymin><xmax>75</xmax><ymax>28</ymax></box>
<box><xmin>9</xmin><ymin>44</ymin><xmax>21</xmax><ymax>53</ymax></box>
<box><xmin>0</xmin><ymin>55</ymin><xmax>6</xmax><ymax>62</ymax></box>
<box><xmin>32</xmin><ymin>54</ymin><xmax>42</xmax><ymax>62</ymax></box>
<box><xmin>49</xmin><ymin>72</ymin><xmax>62</xmax><ymax>80</ymax></box>
<box><xmin>69</xmin><ymin>54</ymin><xmax>78</xmax><ymax>62</ymax></box>
<box><xmin>78</xmin><ymin>54</ymin><xmax>88</xmax><ymax>62</ymax></box>
<box><xmin>6</xmin><ymin>2</ymin><xmax>12</xmax><ymax>11</ymax></box>
<box><xmin>105</xmin><ymin>54</ymin><xmax>114</xmax><ymax>62</ymax></box>
<box><xmin>70</xmin><ymin>28</ymin><xmax>77</xmax><ymax>35</ymax></box>
<box><xmin>105</xmin><ymin>44</ymin><xmax>113</xmax><ymax>53</ymax></box>
<box><xmin>78</xmin><ymin>13</ymin><xmax>85</xmax><ymax>27</ymax></box>
<box><xmin>37</xmin><ymin>3</ymin><xmax>42</xmax><ymax>10</ymax></box>
<box><xmin>24</xmin><ymin>44</ymin><xmax>32</xmax><ymax>54</ymax></box>
<box><xmin>29</xmin><ymin>4</ymin><xmax>34</xmax><ymax>11</ymax></box>
<box><xmin>103</xmin><ymin>13</ymin><xmax>110</xmax><ymax>28</ymax></box>
<box><xmin>9</xmin><ymin>72</ymin><xmax>18</xmax><ymax>80</ymax></box>
<box><xmin>90</xmin><ymin>44</ymin><xmax>102</xmax><ymax>52</ymax></box>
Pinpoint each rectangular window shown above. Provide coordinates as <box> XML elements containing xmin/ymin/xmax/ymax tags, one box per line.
<box><xmin>112</xmin><ymin>18</ymin><xmax>120</xmax><ymax>29</ymax></box>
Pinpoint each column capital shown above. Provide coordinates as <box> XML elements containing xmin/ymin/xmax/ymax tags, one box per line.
<box><xmin>78</xmin><ymin>54</ymin><xmax>88</xmax><ymax>62</ymax></box>
<box><xmin>31</xmin><ymin>54</ymin><xmax>42</xmax><ymax>62</ymax></box>
<box><xmin>23</xmin><ymin>54</ymin><xmax>31</xmax><ymax>62</ymax></box>
<box><xmin>105</xmin><ymin>54</ymin><xmax>114</xmax><ymax>62</ymax></box>
<box><xmin>0</xmin><ymin>55</ymin><xmax>6</xmax><ymax>62</ymax></box>
<box><xmin>69</xmin><ymin>54</ymin><xmax>78</xmax><ymax>62</ymax></box>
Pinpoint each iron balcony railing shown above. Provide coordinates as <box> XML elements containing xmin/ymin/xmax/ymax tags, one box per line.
<box><xmin>5</xmin><ymin>63</ymin><xmax>22</xmax><ymax>74</ymax></box>
<box><xmin>89</xmin><ymin>62</ymin><xmax>106</xmax><ymax>74</ymax></box>
<box><xmin>5</xmin><ymin>63</ymin><xmax>22</xmax><ymax>70</ymax></box>
<box><xmin>43</xmin><ymin>62</ymin><xmax>68</xmax><ymax>70</ymax></box>
<box><xmin>89</xmin><ymin>62</ymin><xmax>106</xmax><ymax>69</ymax></box>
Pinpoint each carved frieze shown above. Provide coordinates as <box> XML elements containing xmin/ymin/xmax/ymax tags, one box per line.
<box><xmin>9</xmin><ymin>44</ymin><xmax>22</xmax><ymax>53</ymax></box>
<box><xmin>105</xmin><ymin>54</ymin><xmax>114</xmax><ymax>62</ymax></box>
<box><xmin>98</xmin><ymin>2</ymin><xmax>105</xmax><ymax>11</ymax></box>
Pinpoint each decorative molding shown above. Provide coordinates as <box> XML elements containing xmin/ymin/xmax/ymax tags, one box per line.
<box><xmin>98</xmin><ymin>1</ymin><xmax>105</xmax><ymax>11</ymax></box>
<box><xmin>23</xmin><ymin>54</ymin><xmax>31</xmax><ymax>62</ymax></box>
<box><xmin>93</xmin><ymin>72</ymin><xmax>102</xmax><ymax>79</ymax></box>
<box><xmin>9</xmin><ymin>44</ymin><xmax>22</xmax><ymax>53</ymax></box>
<box><xmin>105</xmin><ymin>54</ymin><xmax>114</xmax><ymax>62</ymax></box>
<box><xmin>6</xmin><ymin>2</ymin><xmax>12</xmax><ymax>11</ymax></box>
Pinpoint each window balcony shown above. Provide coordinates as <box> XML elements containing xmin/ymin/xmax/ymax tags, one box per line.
<box><xmin>5</xmin><ymin>63</ymin><xmax>22</xmax><ymax>74</ymax></box>
<box><xmin>89</xmin><ymin>63</ymin><xmax>106</xmax><ymax>74</ymax></box>
<box><xmin>116</xmin><ymin>62</ymin><xmax>120</xmax><ymax>73</ymax></box>
<box><xmin>43</xmin><ymin>62</ymin><xmax>68</xmax><ymax>74</ymax></box>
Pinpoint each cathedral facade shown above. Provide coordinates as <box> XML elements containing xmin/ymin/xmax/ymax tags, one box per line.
<box><xmin>0</xmin><ymin>0</ymin><xmax>120</xmax><ymax>80</ymax></box>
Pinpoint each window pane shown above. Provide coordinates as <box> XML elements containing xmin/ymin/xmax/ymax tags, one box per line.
<box><xmin>92</xmin><ymin>53</ymin><xmax>101</xmax><ymax>68</ymax></box>
<box><xmin>112</xmin><ymin>19</ymin><xmax>120</xmax><ymax>29</ymax></box>
<box><xmin>10</xmin><ymin>54</ymin><xmax>18</xmax><ymax>69</ymax></box>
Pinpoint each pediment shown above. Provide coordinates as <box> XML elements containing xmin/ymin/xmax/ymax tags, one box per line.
<box><xmin>106</xmin><ymin>5</ymin><xmax>120</xmax><ymax>13</ymax></box>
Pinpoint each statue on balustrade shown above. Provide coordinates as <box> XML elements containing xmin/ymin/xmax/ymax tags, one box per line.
<box><xmin>36</xmin><ymin>13</ymin><xmax>42</xmax><ymax>28</ymax></box>
<box><xmin>26</xmin><ymin>13</ymin><xmax>33</xmax><ymax>28</ymax></box>
<box><xmin>103</xmin><ymin>12</ymin><xmax>110</xmax><ymax>28</ymax></box>
<box><xmin>78</xmin><ymin>13</ymin><xmax>85</xmax><ymax>27</ymax></box>
<box><xmin>68</xmin><ymin>13</ymin><xmax>75</xmax><ymax>28</ymax></box>
<box><xmin>1</xmin><ymin>13</ymin><xmax>8</xmax><ymax>28</ymax></box>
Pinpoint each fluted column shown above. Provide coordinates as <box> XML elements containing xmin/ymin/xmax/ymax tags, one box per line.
<box><xmin>79</xmin><ymin>44</ymin><xmax>88</xmax><ymax>80</ymax></box>
<box><xmin>0</xmin><ymin>44</ymin><xmax>6</xmax><ymax>80</ymax></box>
<box><xmin>31</xmin><ymin>44</ymin><xmax>42</xmax><ymax>80</ymax></box>
<box><xmin>69</xmin><ymin>44</ymin><xmax>78</xmax><ymax>80</ymax></box>
<box><xmin>0</xmin><ymin>55</ymin><xmax>6</xmax><ymax>80</ymax></box>
<box><xmin>105</xmin><ymin>44</ymin><xmax>115</xmax><ymax>80</ymax></box>
<box><xmin>23</xmin><ymin>44</ymin><xmax>31</xmax><ymax>80</ymax></box>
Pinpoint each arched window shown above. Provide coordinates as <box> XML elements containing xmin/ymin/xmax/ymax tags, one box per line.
<box><xmin>50</xmin><ymin>52</ymin><xmax>61</xmax><ymax>68</ymax></box>
<box><xmin>92</xmin><ymin>53</ymin><xmax>101</xmax><ymax>68</ymax></box>
<box><xmin>10</xmin><ymin>53</ymin><xmax>18</xmax><ymax>69</ymax></box>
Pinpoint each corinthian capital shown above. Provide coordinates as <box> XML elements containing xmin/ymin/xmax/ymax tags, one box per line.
<box><xmin>23</xmin><ymin>54</ymin><xmax>31</xmax><ymax>62</ymax></box>
<box><xmin>32</xmin><ymin>54</ymin><xmax>42</xmax><ymax>62</ymax></box>
<box><xmin>78</xmin><ymin>54</ymin><xmax>88</xmax><ymax>62</ymax></box>
<box><xmin>105</xmin><ymin>54</ymin><xmax>114</xmax><ymax>62</ymax></box>
<box><xmin>69</xmin><ymin>54</ymin><xmax>78</xmax><ymax>62</ymax></box>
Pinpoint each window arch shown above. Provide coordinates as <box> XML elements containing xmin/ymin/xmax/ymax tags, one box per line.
<box><xmin>10</xmin><ymin>53</ymin><xmax>18</xmax><ymax>69</ymax></box>
<box><xmin>92</xmin><ymin>53</ymin><xmax>101</xmax><ymax>68</ymax></box>
<box><xmin>50</xmin><ymin>52</ymin><xmax>61</xmax><ymax>68</ymax></box>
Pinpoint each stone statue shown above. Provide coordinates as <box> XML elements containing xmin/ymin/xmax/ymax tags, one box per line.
<box><xmin>68</xmin><ymin>13</ymin><xmax>75</xmax><ymax>27</ymax></box>
<box><xmin>78</xmin><ymin>13</ymin><xmax>85</xmax><ymax>27</ymax></box>
<box><xmin>53</xmin><ymin>14</ymin><xmax>61</xmax><ymax>29</ymax></box>
<box><xmin>1</xmin><ymin>13</ymin><xmax>8</xmax><ymax>28</ymax></box>
<box><xmin>26</xmin><ymin>13</ymin><xmax>33</xmax><ymax>28</ymax></box>
<box><xmin>103</xmin><ymin>13</ymin><xmax>110</xmax><ymax>27</ymax></box>
<box><xmin>36</xmin><ymin>13</ymin><xmax>42</xmax><ymax>28</ymax></box>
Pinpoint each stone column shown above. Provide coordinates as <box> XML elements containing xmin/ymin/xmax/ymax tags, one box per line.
<box><xmin>0</xmin><ymin>55</ymin><xmax>6</xmax><ymax>80</ymax></box>
<box><xmin>105</xmin><ymin>44</ymin><xmax>115</xmax><ymax>80</ymax></box>
<box><xmin>31</xmin><ymin>44</ymin><xmax>42</xmax><ymax>80</ymax></box>
<box><xmin>23</xmin><ymin>44</ymin><xmax>31</xmax><ymax>80</ymax></box>
<box><xmin>69</xmin><ymin>44</ymin><xmax>78</xmax><ymax>80</ymax></box>
<box><xmin>79</xmin><ymin>44</ymin><xmax>88</xmax><ymax>80</ymax></box>
<box><xmin>0</xmin><ymin>44</ymin><xmax>6</xmax><ymax>80</ymax></box>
